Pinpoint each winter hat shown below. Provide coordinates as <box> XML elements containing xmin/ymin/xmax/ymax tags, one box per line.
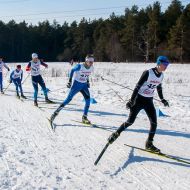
<box><xmin>157</xmin><ymin>56</ymin><xmax>170</xmax><ymax>67</ymax></box>
<box><xmin>32</xmin><ymin>53</ymin><xmax>38</xmax><ymax>59</ymax></box>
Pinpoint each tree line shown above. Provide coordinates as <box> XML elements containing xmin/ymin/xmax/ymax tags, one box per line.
<box><xmin>0</xmin><ymin>0</ymin><xmax>189</xmax><ymax>63</ymax></box>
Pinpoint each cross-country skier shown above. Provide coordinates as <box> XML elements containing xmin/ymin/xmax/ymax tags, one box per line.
<box><xmin>10</xmin><ymin>64</ymin><xmax>26</xmax><ymax>99</ymax></box>
<box><xmin>0</xmin><ymin>56</ymin><xmax>10</xmax><ymax>94</ymax></box>
<box><xmin>108</xmin><ymin>56</ymin><xmax>170</xmax><ymax>152</ymax></box>
<box><xmin>26</xmin><ymin>53</ymin><xmax>52</xmax><ymax>106</ymax></box>
<box><xmin>50</xmin><ymin>54</ymin><xmax>94</xmax><ymax>125</ymax></box>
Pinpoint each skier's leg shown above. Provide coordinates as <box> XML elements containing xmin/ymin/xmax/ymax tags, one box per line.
<box><xmin>80</xmin><ymin>87</ymin><xmax>91</xmax><ymax>123</ymax></box>
<box><xmin>144</xmin><ymin>100</ymin><xmax>157</xmax><ymax>142</ymax></box>
<box><xmin>118</xmin><ymin>104</ymin><xmax>142</xmax><ymax>134</ymax></box>
<box><xmin>38</xmin><ymin>75</ymin><xmax>48</xmax><ymax>99</ymax></box>
<box><xmin>80</xmin><ymin>87</ymin><xmax>90</xmax><ymax>116</ymax></box>
<box><xmin>32</xmin><ymin>77</ymin><xmax>38</xmax><ymax>101</ymax></box>
<box><xmin>13</xmin><ymin>80</ymin><xmax>19</xmax><ymax>96</ymax></box>
<box><xmin>0</xmin><ymin>73</ymin><xmax>3</xmax><ymax>92</ymax></box>
<box><xmin>18</xmin><ymin>79</ymin><xmax>25</xmax><ymax>97</ymax></box>
<box><xmin>144</xmin><ymin>100</ymin><xmax>160</xmax><ymax>152</ymax></box>
<box><xmin>108</xmin><ymin>97</ymin><xmax>142</xmax><ymax>144</ymax></box>
<box><xmin>50</xmin><ymin>83</ymin><xmax>81</xmax><ymax>121</ymax></box>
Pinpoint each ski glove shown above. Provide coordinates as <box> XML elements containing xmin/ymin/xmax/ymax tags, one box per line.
<box><xmin>161</xmin><ymin>99</ymin><xmax>169</xmax><ymax>107</ymax></box>
<box><xmin>108</xmin><ymin>131</ymin><xmax>120</xmax><ymax>144</ymax></box>
<box><xmin>8</xmin><ymin>68</ymin><xmax>10</xmax><ymax>71</ymax></box>
<box><xmin>126</xmin><ymin>100</ymin><xmax>135</xmax><ymax>109</ymax></box>
<box><xmin>67</xmin><ymin>81</ymin><xmax>71</xmax><ymax>88</ymax></box>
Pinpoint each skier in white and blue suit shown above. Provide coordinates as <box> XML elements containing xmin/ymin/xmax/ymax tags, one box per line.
<box><xmin>0</xmin><ymin>55</ymin><xmax>10</xmax><ymax>94</ymax></box>
<box><xmin>50</xmin><ymin>54</ymin><xmax>94</xmax><ymax>125</ymax></box>
<box><xmin>10</xmin><ymin>64</ymin><xmax>26</xmax><ymax>99</ymax></box>
<box><xmin>26</xmin><ymin>53</ymin><xmax>52</xmax><ymax>106</ymax></box>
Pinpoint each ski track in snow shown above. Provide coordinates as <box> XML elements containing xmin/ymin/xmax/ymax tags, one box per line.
<box><xmin>0</xmin><ymin>62</ymin><xmax>190</xmax><ymax>190</ymax></box>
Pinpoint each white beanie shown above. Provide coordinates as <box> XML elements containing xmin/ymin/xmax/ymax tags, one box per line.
<box><xmin>32</xmin><ymin>53</ymin><xmax>38</xmax><ymax>59</ymax></box>
<box><xmin>85</xmin><ymin>57</ymin><xmax>94</xmax><ymax>62</ymax></box>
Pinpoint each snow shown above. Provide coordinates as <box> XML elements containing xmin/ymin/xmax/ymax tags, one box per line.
<box><xmin>0</xmin><ymin>62</ymin><xmax>190</xmax><ymax>190</ymax></box>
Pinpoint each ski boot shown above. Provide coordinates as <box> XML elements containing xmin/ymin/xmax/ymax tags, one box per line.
<box><xmin>34</xmin><ymin>100</ymin><xmax>38</xmax><ymax>107</ymax></box>
<box><xmin>145</xmin><ymin>140</ymin><xmax>160</xmax><ymax>153</ymax></box>
<box><xmin>21</xmin><ymin>94</ymin><xmax>27</xmax><ymax>99</ymax></box>
<box><xmin>16</xmin><ymin>92</ymin><xmax>20</xmax><ymax>99</ymax></box>
<box><xmin>108</xmin><ymin>131</ymin><xmax>120</xmax><ymax>144</ymax></box>
<box><xmin>50</xmin><ymin>111</ymin><xmax>58</xmax><ymax>123</ymax></box>
<box><xmin>45</xmin><ymin>97</ymin><xmax>54</xmax><ymax>104</ymax></box>
<box><xmin>82</xmin><ymin>115</ymin><xmax>91</xmax><ymax>125</ymax></box>
<box><xmin>1</xmin><ymin>90</ymin><xmax>4</xmax><ymax>94</ymax></box>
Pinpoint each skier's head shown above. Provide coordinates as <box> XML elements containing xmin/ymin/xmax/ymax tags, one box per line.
<box><xmin>85</xmin><ymin>54</ymin><xmax>94</xmax><ymax>68</ymax></box>
<box><xmin>157</xmin><ymin>56</ymin><xmax>169</xmax><ymax>67</ymax></box>
<box><xmin>16</xmin><ymin>64</ymin><xmax>21</xmax><ymax>70</ymax></box>
<box><xmin>32</xmin><ymin>53</ymin><xmax>38</xmax><ymax>62</ymax></box>
<box><xmin>156</xmin><ymin>56</ymin><xmax>170</xmax><ymax>72</ymax></box>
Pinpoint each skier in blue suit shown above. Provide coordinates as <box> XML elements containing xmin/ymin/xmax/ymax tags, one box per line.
<box><xmin>50</xmin><ymin>54</ymin><xmax>94</xmax><ymax>125</ymax></box>
<box><xmin>10</xmin><ymin>65</ymin><xmax>26</xmax><ymax>99</ymax></box>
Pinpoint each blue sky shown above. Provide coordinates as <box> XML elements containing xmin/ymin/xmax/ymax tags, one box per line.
<box><xmin>0</xmin><ymin>0</ymin><xmax>189</xmax><ymax>25</ymax></box>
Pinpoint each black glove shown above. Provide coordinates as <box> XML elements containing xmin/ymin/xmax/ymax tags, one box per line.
<box><xmin>126</xmin><ymin>100</ymin><xmax>135</xmax><ymax>109</ymax></box>
<box><xmin>8</xmin><ymin>68</ymin><xmax>10</xmax><ymax>71</ymax></box>
<box><xmin>161</xmin><ymin>99</ymin><xmax>169</xmax><ymax>107</ymax></box>
<box><xmin>9</xmin><ymin>79</ymin><xmax>12</xmax><ymax>84</ymax></box>
<box><xmin>108</xmin><ymin>131</ymin><xmax>120</xmax><ymax>144</ymax></box>
<box><xmin>67</xmin><ymin>81</ymin><xmax>71</xmax><ymax>88</ymax></box>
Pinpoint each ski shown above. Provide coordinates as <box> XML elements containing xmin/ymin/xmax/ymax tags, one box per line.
<box><xmin>16</xmin><ymin>96</ymin><xmax>24</xmax><ymax>102</ymax></box>
<box><xmin>124</xmin><ymin>144</ymin><xmax>190</xmax><ymax>165</ymax></box>
<box><xmin>71</xmin><ymin>119</ymin><xmax>111</xmax><ymax>131</ymax></box>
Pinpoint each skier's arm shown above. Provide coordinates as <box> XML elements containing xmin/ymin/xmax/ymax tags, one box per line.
<box><xmin>3</xmin><ymin>63</ymin><xmax>10</xmax><ymax>71</ymax></box>
<box><xmin>21</xmin><ymin>70</ymin><xmax>23</xmax><ymax>81</ymax></box>
<box><xmin>69</xmin><ymin>64</ymin><xmax>81</xmax><ymax>82</ymax></box>
<box><xmin>10</xmin><ymin>71</ymin><xmax>14</xmax><ymax>83</ymax></box>
<box><xmin>26</xmin><ymin>62</ymin><xmax>31</xmax><ymax>71</ymax></box>
<box><xmin>130</xmin><ymin>70</ymin><xmax>149</xmax><ymax>102</ymax></box>
<box><xmin>40</xmin><ymin>60</ymin><xmax>48</xmax><ymax>68</ymax></box>
<box><xmin>157</xmin><ymin>84</ymin><xmax>169</xmax><ymax>106</ymax></box>
<box><xmin>157</xmin><ymin>84</ymin><xmax>164</xmax><ymax>100</ymax></box>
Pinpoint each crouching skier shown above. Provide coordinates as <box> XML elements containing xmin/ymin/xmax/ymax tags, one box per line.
<box><xmin>108</xmin><ymin>56</ymin><xmax>170</xmax><ymax>153</ymax></box>
<box><xmin>26</xmin><ymin>53</ymin><xmax>53</xmax><ymax>106</ymax></box>
<box><xmin>50</xmin><ymin>54</ymin><xmax>94</xmax><ymax>125</ymax></box>
<box><xmin>10</xmin><ymin>64</ymin><xmax>26</xmax><ymax>99</ymax></box>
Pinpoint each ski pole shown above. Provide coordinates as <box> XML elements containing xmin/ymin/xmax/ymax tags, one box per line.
<box><xmin>4</xmin><ymin>70</ymin><xmax>9</xmax><ymax>78</ymax></box>
<box><xmin>22</xmin><ymin>73</ymin><xmax>30</xmax><ymax>85</ymax></box>
<box><xmin>101</xmin><ymin>76</ymin><xmax>132</xmax><ymax>90</ymax></box>
<box><xmin>3</xmin><ymin>83</ymin><xmax>11</xmax><ymax>93</ymax></box>
<box><xmin>101</xmin><ymin>76</ymin><xmax>161</xmax><ymax>103</ymax></box>
<box><xmin>94</xmin><ymin>142</ymin><xmax>110</xmax><ymax>165</ymax></box>
<box><xmin>107</xmin><ymin>85</ymin><xmax>125</xmax><ymax>103</ymax></box>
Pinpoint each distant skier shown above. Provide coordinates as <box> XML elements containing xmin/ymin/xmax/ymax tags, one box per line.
<box><xmin>26</xmin><ymin>53</ymin><xmax>53</xmax><ymax>106</ymax></box>
<box><xmin>10</xmin><ymin>65</ymin><xmax>26</xmax><ymax>99</ymax></box>
<box><xmin>0</xmin><ymin>56</ymin><xmax>10</xmax><ymax>94</ymax></box>
<box><xmin>108</xmin><ymin>56</ymin><xmax>170</xmax><ymax>152</ymax></box>
<box><xmin>50</xmin><ymin>54</ymin><xmax>94</xmax><ymax>125</ymax></box>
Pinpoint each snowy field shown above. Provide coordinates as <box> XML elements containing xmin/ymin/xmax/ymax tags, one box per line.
<box><xmin>0</xmin><ymin>62</ymin><xmax>190</xmax><ymax>190</ymax></box>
